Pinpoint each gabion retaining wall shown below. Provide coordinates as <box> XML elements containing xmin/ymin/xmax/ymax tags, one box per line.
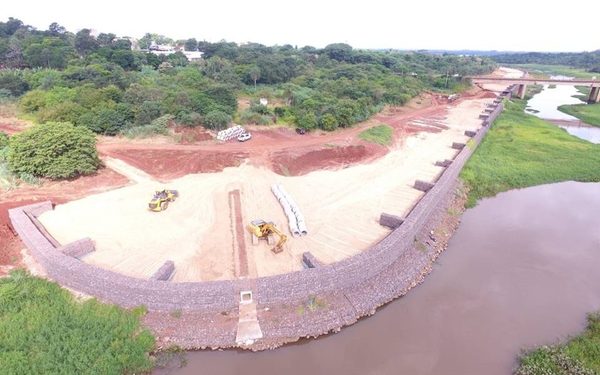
<box><xmin>10</xmin><ymin>99</ymin><xmax>505</xmax><ymax>345</ymax></box>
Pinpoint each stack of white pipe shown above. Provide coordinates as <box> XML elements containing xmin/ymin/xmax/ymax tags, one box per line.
<box><xmin>271</xmin><ymin>184</ymin><xmax>308</xmax><ymax>237</ymax></box>
<box><xmin>216</xmin><ymin>125</ymin><xmax>245</xmax><ymax>141</ymax></box>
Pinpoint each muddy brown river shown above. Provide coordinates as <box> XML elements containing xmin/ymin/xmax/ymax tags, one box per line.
<box><xmin>157</xmin><ymin>181</ymin><xmax>600</xmax><ymax>375</ymax></box>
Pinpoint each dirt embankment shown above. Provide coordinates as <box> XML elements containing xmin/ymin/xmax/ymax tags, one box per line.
<box><xmin>271</xmin><ymin>143</ymin><xmax>387</xmax><ymax>176</ymax></box>
<box><xmin>102</xmin><ymin>149</ymin><xmax>249</xmax><ymax>180</ymax></box>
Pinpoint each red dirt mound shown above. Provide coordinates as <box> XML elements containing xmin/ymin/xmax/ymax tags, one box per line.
<box><xmin>271</xmin><ymin>144</ymin><xmax>386</xmax><ymax>176</ymax></box>
<box><xmin>106</xmin><ymin>149</ymin><xmax>249</xmax><ymax>180</ymax></box>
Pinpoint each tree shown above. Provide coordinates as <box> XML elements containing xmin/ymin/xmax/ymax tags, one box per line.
<box><xmin>0</xmin><ymin>18</ymin><xmax>24</xmax><ymax>37</ymax></box>
<box><xmin>112</xmin><ymin>38</ymin><xmax>131</xmax><ymax>50</ymax></box>
<box><xmin>97</xmin><ymin>33</ymin><xmax>116</xmax><ymax>47</ymax></box>
<box><xmin>320</xmin><ymin>113</ymin><xmax>337</xmax><ymax>131</ymax></box>
<box><xmin>47</xmin><ymin>22</ymin><xmax>66</xmax><ymax>37</ymax></box>
<box><xmin>3</xmin><ymin>38</ymin><xmax>25</xmax><ymax>68</ymax></box>
<box><xmin>7</xmin><ymin>121</ymin><xmax>100</xmax><ymax>179</ymax></box>
<box><xmin>249</xmin><ymin>65</ymin><xmax>260</xmax><ymax>89</ymax></box>
<box><xmin>0</xmin><ymin>70</ymin><xmax>29</xmax><ymax>96</ymax></box>
<box><xmin>202</xmin><ymin>110</ymin><xmax>231</xmax><ymax>130</ymax></box>
<box><xmin>323</xmin><ymin>43</ymin><xmax>353</xmax><ymax>62</ymax></box>
<box><xmin>78</xmin><ymin>107</ymin><xmax>130</xmax><ymax>135</ymax></box>
<box><xmin>74</xmin><ymin>29</ymin><xmax>99</xmax><ymax>56</ymax></box>
<box><xmin>23</xmin><ymin>37</ymin><xmax>74</xmax><ymax>69</ymax></box>
<box><xmin>184</xmin><ymin>38</ymin><xmax>198</xmax><ymax>51</ymax></box>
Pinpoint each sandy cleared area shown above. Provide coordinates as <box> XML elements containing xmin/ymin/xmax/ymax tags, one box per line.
<box><xmin>480</xmin><ymin>67</ymin><xmax>524</xmax><ymax>92</ymax></box>
<box><xmin>37</xmin><ymin>95</ymin><xmax>492</xmax><ymax>282</ymax></box>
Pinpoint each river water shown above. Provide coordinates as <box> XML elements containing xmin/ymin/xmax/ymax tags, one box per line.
<box><xmin>158</xmin><ymin>181</ymin><xmax>600</xmax><ymax>375</ymax></box>
<box><xmin>525</xmin><ymin>80</ymin><xmax>600</xmax><ymax>144</ymax></box>
<box><xmin>525</xmin><ymin>84</ymin><xmax>585</xmax><ymax>121</ymax></box>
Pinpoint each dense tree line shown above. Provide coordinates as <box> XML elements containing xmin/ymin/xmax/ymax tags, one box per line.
<box><xmin>0</xmin><ymin>17</ymin><xmax>497</xmax><ymax>134</ymax></box>
<box><xmin>492</xmin><ymin>51</ymin><xmax>600</xmax><ymax>72</ymax></box>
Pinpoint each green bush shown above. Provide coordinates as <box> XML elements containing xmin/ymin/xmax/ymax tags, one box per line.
<box><xmin>121</xmin><ymin>114</ymin><xmax>172</xmax><ymax>138</ymax></box>
<box><xmin>0</xmin><ymin>70</ymin><xmax>29</xmax><ymax>96</ymax></box>
<box><xmin>176</xmin><ymin>111</ymin><xmax>203</xmax><ymax>127</ymax></box>
<box><xmin>203</xmin><ymin>110</ymin><xmax>231</xmax><ymax>130</ymax></box>
<box><xmin>320</xmin><ymin>113</ymin><xmax>338</xmax><ymax>131</ymax></box>
<box><xmin>8</xmin><ymin>121</ymin><xmax>100</xmax><ymax>179</ymax></box>
<box><xmin>0</xmin><ymin>270</ymin><xmax>155</xmax><ymax>374</ymax></box>
<box><xmin>78</xmin><ymin>106</ymin><xmax>130</xmax><ymax>135</ymax></box>
<box><xmin>0</xmin><ymin>132</ymin><xmax>8</xmax><ymax>149</ymax></box>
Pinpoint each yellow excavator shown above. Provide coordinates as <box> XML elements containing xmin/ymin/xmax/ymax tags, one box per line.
<box><xmin>148</xmin><ymin>189</ymin><xmax>179</xmax><ymax>212</ymax></box>
<box><xmin>247</xmin><ymin>219</ymin><xmax>288</xmax><ymax>253</ymax></box>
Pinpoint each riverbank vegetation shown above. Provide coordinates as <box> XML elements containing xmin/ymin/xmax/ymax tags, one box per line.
<box><xmin>508</xmin><ymin>63</ymin><xmax>598</xmax><ymax>79</ymax></box>
<box><xmin>558</xmin><ymin>103</ymin><xmax>600</xmax><ymax>127</ymax></box>
<box><xmin>461</xmin><ymin>99</ymin><xmax>600</xmax><ymax>207</ymax></box>
<box><xmin>0</xmin><ymin>270</ymin><xmax>155</xmax><ymax>374</ymax></box>
<box><xmin>515</xmin><ymin>312</ymin><xmax>600</xmax><ymax>375</ymax></box>
<box><xmin>0</xmin><ymin>17</ymin><xmax>495</xmax><ymax>135</ymax></box>
<box><xmin>491</xmin><ymin>49</ymin><xmax>600</xmax><ymax>73</ymax></box>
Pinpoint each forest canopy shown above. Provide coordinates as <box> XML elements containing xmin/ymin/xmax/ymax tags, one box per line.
<box><xmin>0</xmin><ymin>17</ymin><xmax>497</xmax><ymax>132</ymax></box>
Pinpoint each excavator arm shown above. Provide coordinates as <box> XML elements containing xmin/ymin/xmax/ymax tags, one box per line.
<box><xmin>247</xmin><ymin>220</ymin><xmax>287</xmax><ymax>253</ymax></box>
<box><xmin>264</xmin><ymin>224</ymin><xmax>287</xmax><ymax>253</ymax></box>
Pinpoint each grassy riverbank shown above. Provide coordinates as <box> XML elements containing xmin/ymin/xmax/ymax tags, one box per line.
<box><xmin>461</xmin><ymin>99</ymin><xmax>600</xmax><ymax>207</ymax></box>
<box><xmin>516</xmin><ymin>312</ymin><xmax>600</xmax><ymax>375</ymax></box>
<box><xmin>0</xmin><ymin>270</ymin><xmax>155</xmax><ymax>374</ymax></box>
<box><xmin>558</xmin><ymin>103</ymin><xmax>600</xmax><ymax>127</ymax></box>
<box><xmin>510</xmin><ymin>63</ymin><xmax>597</xmax><ymax>79</ymax></box>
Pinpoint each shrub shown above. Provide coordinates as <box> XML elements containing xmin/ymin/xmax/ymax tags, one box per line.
<box><xmin>320</xmin><ymin>113</ymin><xmax>338</xmax><ymax>131</ymax></box>
<box><xmin>296</xmin><ymin>111</ymin><xmax>318</xmax><ymax>130</ymax></box>
<box><xmin>78</xmin><ymin>107</ymin><xmax>130</xmax><ymax>135</ymax></box>
<box><xmin>8</xmin><ymin>121</ymin><xmax>100</xmax><ymax>179</ymax></box>
<box><xmin>0</xmin><ymin>132</ymin><xmax>8</xmax><ymax>149</ymax></box>
<box><xmin>176</xmin><ymin>111</ymin><xmax>203</xmax><ymax>127</ymax></box>
<box><xmin>121</xmin><ymin>114</ymin><xmax>172</xmax><ymax>139</ymax></box>
<box><xmin>0</xmin><ymin>70</ymin><xmax>29</xmax><ymax>96</ymax></box>
<box><xmin>135</xmin><ymin>100</ymin><xmax>162</xmax><ymax>125</ymax></box>
<box><xmin>203</xmin><ymin>110</ymin><xmax>231</xmax><ymax>130</ymax></box>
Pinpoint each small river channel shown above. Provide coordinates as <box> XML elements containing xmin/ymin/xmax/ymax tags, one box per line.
<box><xmin>157</xmin><ymin>181</ymin><xmax>600</xmax><ymax>375</ymax></box>
<box><xmin>526</xmin><ymin>78</ymin><xmax>600</xmax><ymax>144</ymax></box>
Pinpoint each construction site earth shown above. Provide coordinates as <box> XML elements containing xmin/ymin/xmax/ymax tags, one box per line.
<box><xmin>1</xmin><ymin>68</ymin><xmax>520</xmax><ymax>349</ymax></box>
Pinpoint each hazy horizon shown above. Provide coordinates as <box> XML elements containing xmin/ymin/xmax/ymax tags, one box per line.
<box><xmin>3</xmin><ymin>0</ymin><xmax>599</xmax><ymax>53</ymax></box>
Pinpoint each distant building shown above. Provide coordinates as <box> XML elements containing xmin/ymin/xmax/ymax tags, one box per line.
<box><xmin>143</xmin><ymin>41</ymin><xmax>203</xmax><ymax>61</ymax></box>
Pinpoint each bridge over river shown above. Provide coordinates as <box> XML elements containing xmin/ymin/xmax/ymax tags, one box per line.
<box><xmin>468</xmin><ymin>76</ymin><xmax>600</xmax><ymax>102</ymax></box>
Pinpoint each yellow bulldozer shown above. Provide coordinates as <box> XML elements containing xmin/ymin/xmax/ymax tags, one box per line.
<box><xmin>148</xmin><ymin>189</ymin><xmax>179</xmax><ymax>212</ymax></box>
<box><xmin>247</xmin><ymin>219</ymin><xmax>287</xmax><ymax>253</ymax></box>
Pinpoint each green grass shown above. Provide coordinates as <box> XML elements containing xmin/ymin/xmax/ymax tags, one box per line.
<box><xmin>0</xmin><ymin>270</ymin><xmax>155</xmax><ymax>374</ymax></box>
<box><xmin>558</xmin><ymin>103</ymin><xmax>600</xmax><ymax>127</ymax></box>
<box><xmin>461</xmin><ymin>99</ymin><xmax>600</xmax><ymax>207</ymax></box>
<box><xmin>573</xmin><ymin>86</ymin><xmax>591</xmax><ymax>101</ymax></box>
<box><xmin>358</xmin><ymin>124</ymin><xmax>393</xmax><ymax>146</ymax></box>
<box><xmin>510</xmin><ymin>63</ymin><xmax>598</xmax><ymax>79</ymax></box>
<box><xmin>515</xmin><ymin>312</ymin><xmax>600</xmax><ymax>375</ymax></box>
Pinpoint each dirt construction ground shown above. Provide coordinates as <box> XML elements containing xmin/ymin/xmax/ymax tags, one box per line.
<box><xmin>4</xmin><ymin>68</ymin><xmax>521</xmax><ymax>282</ymax></box>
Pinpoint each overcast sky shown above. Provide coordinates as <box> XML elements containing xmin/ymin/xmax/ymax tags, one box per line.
<box><xmin>3</xmin><ymin>0</ymin><xmax>598</xmax><ymax>52</ymax></box>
